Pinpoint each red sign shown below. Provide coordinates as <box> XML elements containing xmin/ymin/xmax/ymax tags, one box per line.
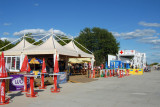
<box><xmin>120</xmin><ymin>50</ymin><xmax>123</xmax><ymax>54</ymax></box>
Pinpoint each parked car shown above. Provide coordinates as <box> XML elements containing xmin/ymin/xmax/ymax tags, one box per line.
<box><xmin>144</xmin><ymin>66</ymin><xmax>151</xmax><ymax>72</ymax></box>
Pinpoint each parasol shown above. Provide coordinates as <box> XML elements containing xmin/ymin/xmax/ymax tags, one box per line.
<box><xmin>42</xmin><ymin>58</ymin><xmax>47</xmax><ymax>73</ymax></box>
<box><xmin>28</xmin><ymin>58</ymin><xmax>42</xmax><ymax>64</ymax></box>
<box><xmin>28</xmin><ymin>58</ymin><xmax>42</xmax><ymax>71</ymax></box>
<box><xmin>39</xmin><ymin>58</ymin><xmax>47</xmax><ymax>89</ymax></box>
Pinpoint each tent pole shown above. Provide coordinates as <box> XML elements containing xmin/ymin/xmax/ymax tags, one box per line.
<box><xmin>24</xmin><ymin>34</ymin><xmax>50</xmax><ymax>49</ymax></box>
<box><xmin>73</xmin><ymin>39</ymin><xmax>93</xmax><ymax>54</ymax></box>
<box><xmin>53</xmin><ymin>34</ymin><xmax>67</xmax><ymax>45</ymax></box>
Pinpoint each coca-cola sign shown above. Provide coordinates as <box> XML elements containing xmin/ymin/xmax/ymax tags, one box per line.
<box><xmin>1</xmin><ymin>85</ymin><xmax>4</xmax><ymax>96</ymax></box>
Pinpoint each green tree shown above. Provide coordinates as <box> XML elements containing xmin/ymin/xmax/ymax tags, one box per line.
<box><xmin>75</xmin><ymin>27</ymin><xmax>120</xmax><ymax>65</ymax></box>
<box><xmin>16</xmin><ymin>33</ymin><xmax>43</xmax><ymax>45</ymax></box>
<box><xmin>0</xmin><ymin>39</ymin><xmax>15</xmax><ymax>51</ymax></box>
<box><xmin>55</xmin><ymin>35</ymin><xmax>71</xmax><ymax>46</ymax></box>
<box><xmin>150</xmin><ymin>62</ymin><xmax>159</xmax><ymax>66</ymax></box>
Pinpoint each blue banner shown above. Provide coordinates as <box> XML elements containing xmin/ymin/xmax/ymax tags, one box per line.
<box><xmin>57</xmin><ymin>72</ymin><xmax>67</xmax><ymax>84</ymax></box>
<box><xmin>122</xmin><ymin>62</ymin><xmax>124</xmax><ymax>69</ymax></box>
<box><xmin>110</xmin><ymin>61</ymin><xmax>114</xmax><ymax>69</ymax></box>
<box><xmin>115</xmin><ymin>61</ymin><xmax>119</xmax><ymax>68</ymax></box>
<box><xmin>105</xmin><ymin>61</ymin><xmax>108</xmax><ymax>69</ymax></box>
<box><xmin>126</xmin><ymin>63</ymin><xmax>130</xmax><ymax>69</ymax></box>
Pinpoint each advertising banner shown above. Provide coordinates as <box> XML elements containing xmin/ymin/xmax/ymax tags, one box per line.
<box><xmin>105</xmin><ymin>61</ymin><xmax>108</xmax><ymax>69</ymax></box>
<box><xmin>9</xmin><ymin>74</ymin><xmax>30</xmax><ymax>91</ymax></box>
<box><xmin>110</xmin><ymin>61</ymin><xmax>114</xmax><ymax>69</ymax></box>
<box><xmin>115</xmin><ymin>61</ymin><xmax>119</xmax><ymax>69</ymax></box>
<box><xmin>126</xmin><ymin>63</ymin><xmax>130</xmax><ymax>69</ymax></box>
<box><xmin>57</xmin><ymin>72</ymin><xmax>67</xmax><ymax>84</ymax></box>
<box><xmin>129</xmin><ymin>69</ymin><xmax>143</xmax><ymax>75</ymax></box>
<box><xmin>122</xmin><ymin>62</ymin><xmax>124</xmax><ymax>69</ymax></box>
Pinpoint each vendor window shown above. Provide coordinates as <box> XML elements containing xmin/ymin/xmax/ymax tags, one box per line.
<box><xmin>5</xmin><ymin>56</ymin><xmax>20</xmax><ymax>72</ymax></box>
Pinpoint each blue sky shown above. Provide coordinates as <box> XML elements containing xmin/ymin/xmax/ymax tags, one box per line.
<box><xmin>0</xmin><ymin>0</ymin><xmax>160</xmax><ymax>64</ymax></box>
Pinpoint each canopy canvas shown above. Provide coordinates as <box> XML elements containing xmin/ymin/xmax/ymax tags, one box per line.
<box><xmin>23</xmin><ymin>36</ymin><xmax>78</xmax><ymax>57</ymax></box>
<box><xmin>68</xmin><ymin>58</ymin><xmax>91</xmax><ymax>63</ymax></box>
<box><xmin>64</xmin><ymin>41</ymin><xmax>94</xmax><ymax>58</ymax></box>
<box><xmin>4</xmin><ymin>39</ymin><xmax>36</xmax><ymax>56</ymax></box>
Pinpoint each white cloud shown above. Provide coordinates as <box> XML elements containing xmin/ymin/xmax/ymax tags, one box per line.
<box><xmin>14</xmin><ymin>29</ymin><xmax>47</xmax><ymax>36</ymax></box>
<box><xmin>156</xmin><ymin>33</ymin><xmax>160</xmax><ymax>35</ymax></box>
<box><xmin>52</xmin><ymin>29</ymin><xmax>65</xmax><ymax>36</ymax></box>
<box><xmin>13</xmin><ymin>28</ymin><xmax>66</xmax><ymax>36</ymax></box>
<box><xmin>143</xmin><ymin>36</ymin><xmax>159</xmax><ymax>40</ymax></box>
<box><xmin>140</xmin><ymin>38</ymin><xmax>160</xmax><ymax>45</ymax></box>
<box><xmin>34</xmin><ymin>3</ymin><xmax>39</xmax><ymax>6</ymax></box>
<box><xmin>149</xmin><ymin>39</ymin><xmax>160</xmax><ymax>44</ymax></box>
<box><xmin>138</xmin><ymin>36</ymin><xmax>160</xmax><ymax>45</ymax></box>
<box><xmin>3</xmin><ymin>32</ymin><xmax>10</xmax><ymax>35</ymax></box>
<box><xmin>3</xmin><ymin>23</ymin><xmax>11</xmax><ymax>26</ymax></box>
<box><xmin>112</xmin><ymin>32</ymin><xmax>121</xmax><ymax>37</ymax></box>
<box><xmin>112</xmin><ymin>29</ymin><xmax>157</xmax><ymax>39</ymax></box>
<box><xmin>139</xmin><ymin>21</ymin><xmax>160</xmax><ymax>27</ymax></box>
<box><xmin>151</xmin><ymin>46</ymin><xmax>160</xmax><ymax>49</ymax></box>
<box><xmin>0</xmin><ymin>37</ymin><xmax>18</xmax><ymax>41</ymax></box>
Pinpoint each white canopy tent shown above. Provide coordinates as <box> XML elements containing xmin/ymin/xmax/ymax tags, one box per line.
<box><xmin>3</xmin><ymin>35</ymin><xmax>79</xmax><ymax>72</ymax></box>
<box><xmin>3</xmin><ymin>33</ymin><xmax>95</xmax><ymax>71</ymax></box>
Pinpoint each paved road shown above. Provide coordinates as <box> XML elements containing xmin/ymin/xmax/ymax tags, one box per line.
<box><xmin>4</xmin><ymin>70</ymin><xmax>160</xmax><ymax>107</ymax></box>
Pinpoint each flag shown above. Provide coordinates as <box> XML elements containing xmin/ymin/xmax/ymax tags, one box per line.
<box><xmin>20</xmin><ymin>55</ymin><xmax>31</xmax><ymax>73</ymax></box>
<box><xmin>105</xmin><ymin>61</ymin><xmax>108</xmax><ymax>69</ymax></box>
<box><xmin>54</xmin><ymin>54</ymin><xmax>59</xmax><ymax>73</ymax></box>
<box><xmin>101</xmin><ymin>64</ymin><xmax>104</xmax><ymax>70</ymax></box>
<box><xmin>0</xmin><ymin>52</ymin><xmax>8</xmax><ymax>77</ymax></box>
<box><xmin>42</xmin><ymin>58</ymin><xmax>47</xmax><ymax>73</ymax></box>
<box><xmin>0</xmin><ymin>55</ymin><xmax>2</xmax><ymax>76</ymax></box>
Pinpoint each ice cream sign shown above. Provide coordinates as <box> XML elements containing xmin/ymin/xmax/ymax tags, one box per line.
<box><xmin>12</xmin><ymin>77</ymin><xmax>24</xmax><ymax>86</ymax></box>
